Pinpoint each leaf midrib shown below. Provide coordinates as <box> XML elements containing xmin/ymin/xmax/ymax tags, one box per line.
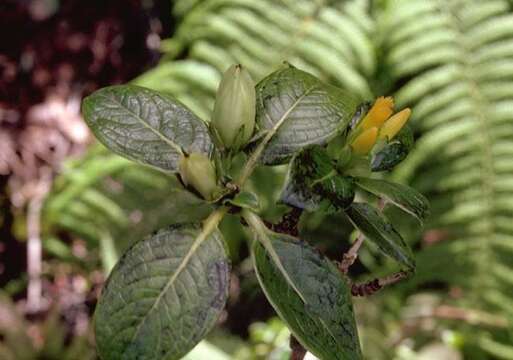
<box><xmin>252</xmin><ymin>243</ymin><xmax>348</xmax><ymax>360</ymax></box>
<box><xmin>237</xmin><ymin>85</ymin><xmax>317</xmax><ymax>185</ymax></box>
<box><xmin>126</xmin><ymin>208</ymin><xmax>227</xmax><ymax>351</ymax></box>
<box><xmin>100</xmin><ymin>92</ymin><xmax>184</xmax><ymax>155</ymax></box>
<box><xmin>347</xmin><ymin>203</ymin><xmax>413</xmax><ymax>269</ymax></box>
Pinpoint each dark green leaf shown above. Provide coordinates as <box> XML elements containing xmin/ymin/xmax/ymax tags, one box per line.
<box><xmin>345</xmin><ymin>202</ymin><xmax>415</xmax><ymax>270</ymax></box>
<box><xmin>82</xmin><ymin>85</ymin><xmax>213</xmax><ymax>172</ymax></box>
<box><xmin>253</xmin><ymin>234</ymin><xmax>362</xmax><ymax>360</ymax></box>
<box><xmin>370</xmin><ymin>125</ymin><xmax>413</xmax><ymax>172</ymax></box>
<box><xmin>315</xmin><ymin>176</ymin><xmax>356</xmax><ymax>213</ymax></box>
<box><xmin>281</xmin><ymin>145</ymin><xmax>355</xmax><ymax>213</ymax></box>
<box><xmin>94</xmin><ymin>224</ymin><xmax>230</xmax><ymax>360</ymax></box>
<box><xmin>254</xmin><ymin>65</ymin><xmax>359</xmax><ymax>164</ymax></box>
<box><xmin>355</xmin><ymin>177</ymin><xmax>430</xmax><ymax>223</ymax></box>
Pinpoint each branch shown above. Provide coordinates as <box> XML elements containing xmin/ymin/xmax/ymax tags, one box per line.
<box><xmin>26</xmin><ymin>167</ymin><xmax>52</xmax><ymax>313</ymax></box>
<box><xmin>413</xmin><ymin>305</ymin><xmax>509</xmax><ymax>328</ymax></box>
<box><xmin>338</xmin><ymin>233</ymin><xmax>365</xmax><ymax>274</ymax></box>
<box><xmin>351</xmin><ymin>270</ymin><xmax>409</xmax><ymax>297</ymax></box>
<box><xmin>289</xmin><ymin>335</ymin><xmax>306</xmax><ymax>360</ymax></box>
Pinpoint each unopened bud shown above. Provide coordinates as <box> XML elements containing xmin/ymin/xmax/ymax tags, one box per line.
<box><xmin>378</xmin><ymin>108</ymin><xmax>411</xmax><ymax>140</ymax></box>
<box><xmin>359</xmin><ymin>96</ymin><xmax>394</xmax><ymax>130</ymax></box>
<box><xmin>179</xmin><ymin>153</ymin><xmax>218</xmax><ymax>200</ymax></box>
<box><xmin>212</xmin><ymin>64</ymin><xmax>256</xmax><ymax>150</ymax></box>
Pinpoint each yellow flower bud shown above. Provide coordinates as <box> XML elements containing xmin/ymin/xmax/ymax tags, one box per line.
<box><xmin>360</xmin><ymin>96</ymin><xmax>394</xmax><ymax>130</ymax></box>
<box><xmin>212</xmin><ymin>64</ymin><xmax>256</xmax><ymax>150</ymax></box>
<box><xmin>179</xmin><ymin>153</ymin><xmax>218</xmax><ymax>200</ymax></box>
<box><xmin>351</xmin><ymin>127</ymin><xmax>378</xmax><ymax>155</ymax></box>
<box><xmin>378</xmin><ymin>108</ymin><xmax>411</xmax><ymax>140</ymax></box>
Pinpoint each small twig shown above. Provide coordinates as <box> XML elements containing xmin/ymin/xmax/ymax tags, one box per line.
<box><xmin>414</xmin><ymin>305</ymin><xmax>509</xmax><ymax>328</ymax></box>
<box><xmin>289</xmin><ymin>335</ymin><xmax>306</xmax><ymax>360</ymax></box>
<box><xmin>339</xmin><ymin>200</ymin><xmax>385</xmax><ymax>274</ymax></box>
<box><xmin>351</xmin><ymin>270</ymin><xmax>409</xmax><ymax>297</ymax></box>
<box><xmin>338</xmin><ymin>233</ymin><xmax>365</xmax><ymax>274</ymax></box>
<box><xmin>26</xmin><ymin>167</ymin><xmax>52</xmax><ymax>314</ymax></box>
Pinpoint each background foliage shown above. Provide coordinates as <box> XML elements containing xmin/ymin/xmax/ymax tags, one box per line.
<box><xmin>36</xmin><ymin>0</ymin><xmax>513</xmax><ymax>358</ymax></box>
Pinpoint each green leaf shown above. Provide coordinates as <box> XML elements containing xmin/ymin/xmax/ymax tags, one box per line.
<box><xmin>315</xmin><ymin>176</ymin><xmax>356</xmax><ymax>213</ymax></box>
<box><xmin>254</xmin><ymin>65</ymin><xmax>359</xmax><ymax>165</ymax></box>
<box><xmin>252</xmin><ymin>234</ymin><xmax>362</xmax><ymax>360</ymax></box>
<box><xmin>94</xmin><ymin>223</ymin><xmax>230</xmax><ymax>360</ymax></box>
<box><xmin>355</xmin><ymin>177</ymin><xmax>430</xmax><ymax>223</ymax></box>
<box><xmin>224</xmin><ymin>190</ymin><xmax>260</xmax><ymax>212</ymax></box>
<box><xmin>242</xmin><ymin>210</ymin><xmax>306</xmax><ymax>303</ymax></box>
<box><xmin>281</xmin><ymin>145</ymin><xmax>355</xmax><ymax>213</ymax></box>
<box><xmin>82</xmin><ymin>85</ymin><xmax>213</xmax><ymax>172</ymax></box>
<box><xmin>345</xmin><ymin>202</ymin><xmax>415</xmax><ymax>271</ymax></box>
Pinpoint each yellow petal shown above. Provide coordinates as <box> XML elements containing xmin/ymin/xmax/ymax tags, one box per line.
<box><xmin>379</xmin><ymin>108</ymin><xmax>411</xmax><ymax>140</ymax></box>
<box><xmin>360</xmin><ymin>96</ymin><xmax>395</xmax><ymax>130</ymax></box>
<box><xmin>351</xmin><ymin>127</ymin><xmax>378</xmax><ymax>155</ymax></box>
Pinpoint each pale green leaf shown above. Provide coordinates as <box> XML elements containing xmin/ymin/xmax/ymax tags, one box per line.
<box><xmin>82</xmin><ymin>85</ymin><xmax>213</xmax><ymax>172</ymax></box>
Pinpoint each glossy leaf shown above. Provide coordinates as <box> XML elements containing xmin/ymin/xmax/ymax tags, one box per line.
<box><xmin>95</xmin><ymin>224</ymin><xmax>230</xmax><ymax>360</ymax></box>
<box><xmin>345</xmin><ymin>202</ymin><xmax>415</xmax><ymax>270</ymax></box>
<box><xmin>253</xmin><ymin>234</ymin><xmax>362</xmax><ymax>360</ymax></box>
<box><xmin>254</xmin><ymin>65</ymin><xmax>359</xmax><ymax>164</ymax></box>
<box><xmin>281</xmin><ymin>145</ymin><xmax>355</xmax><ymax>213</ymax></box>
<box><xmin>355</xmin><ymin>177</ymin><xmax>430</xmax><ymax>223</ymax></box>
<box><xmin>82</xmin><ymin>85</ymin><xmax>213</xmax><ymax>172</ymax></box>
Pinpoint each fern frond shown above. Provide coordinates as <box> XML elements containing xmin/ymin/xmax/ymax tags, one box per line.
<box><xmin>43</xmin><ymin>147</ymin><xmax>209</xmax><ymax>271</ymax></box>
<box><xmin>136</xmin><ymin>0</ymin><xmax>375</xmax><ymax>119</ymax></box>
<box><xmin>383</xmin><ymin>0</ymin><xmax>513</xmax><ymax>354</ymax></box>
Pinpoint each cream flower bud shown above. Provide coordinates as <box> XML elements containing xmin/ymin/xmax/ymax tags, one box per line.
<box><xmin>179</xmin><ymin>153</ymin><xmax>218</xmax><ymax>200</ymax></box>
<box><xmin>212</xmin><ymin>64</ymin><xmax>256</xmax><ymax>150</ymax></box>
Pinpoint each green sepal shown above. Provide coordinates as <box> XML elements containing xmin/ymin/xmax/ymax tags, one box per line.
<box><xmin>314</xmin><ymin>175</ymin><xmax>355</xmax><ymax>213</ymax></box>
<box><xmin>280</xmin><ymin>145</ymin><xmax>355</xmax><ymax>214</ymax></box>
<box><xmin>370</xmin><ymin>125</ymin><xmax>413</xmax><ymax>172</ymax></box>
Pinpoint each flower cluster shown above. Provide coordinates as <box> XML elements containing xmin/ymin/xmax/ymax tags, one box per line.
<box><xmin>349</xmin><ymin>97</ymin><xmax>411</xmax><ymax>155</ymax></box>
